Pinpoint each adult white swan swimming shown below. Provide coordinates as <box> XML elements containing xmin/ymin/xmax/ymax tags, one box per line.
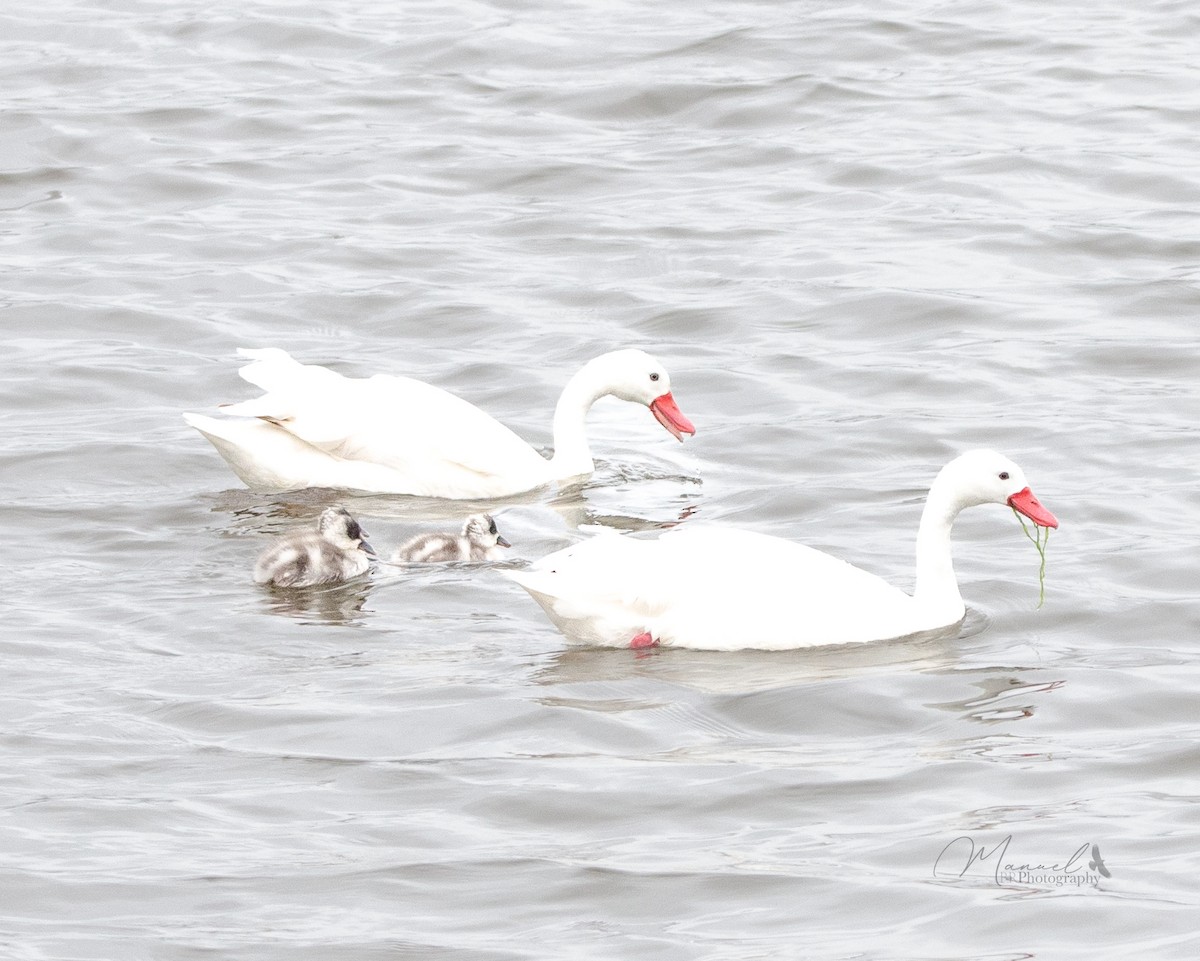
<box><xmin>503</xmin><ymin>450</ymin><xmax>1059</xmax><ymax>650</ymax></box>
<box><xmin>184</xmin><ymin>347</ymin><xmax>695</xmax><ymax>499</ymax></box>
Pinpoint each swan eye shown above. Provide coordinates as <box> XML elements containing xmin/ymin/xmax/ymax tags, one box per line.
<box><xmin>998</xmin><ymin>471</ymin><xmax>1009</xmax><ymax>481</ymax></box>
<box><xmin>649</xmin><ymin>372</ymin><xmax>660</xmax><ymax>382</ymax></box>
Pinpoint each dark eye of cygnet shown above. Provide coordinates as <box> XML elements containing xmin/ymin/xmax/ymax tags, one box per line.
<box><xmin>347</xmin><ymin>521</ymin><xmax>362</xmax><ymax>539</ymax></box>
<box><xmin>489</xmin><ymin>521</ymin><xmax>498</xmax><ymax>534</ymax></box>
<box><xmin>999</xmin><ymin>472</ymin><xmax>1009</xmax><ymax>481</ymax></box>
<box><xmin>649</xmin><ymin>372</ymin><xmax>660</xmax><ymax>382</ymax></box>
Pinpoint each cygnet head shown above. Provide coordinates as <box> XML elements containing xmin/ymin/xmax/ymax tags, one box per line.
<box><xmin>462</xmin><ymin>513</ymin><xmax>511</xmax><ymax>550</ymax></box>
<box><xmin>318</xmin><ymin>506</ymin><xmax>378</xmax><ymax>556</ymax></box>
<box><xmin>935</xmin><ymin>450</ymin><xmax>1058</xmax><ymax>527</ymax></box>
<box><xmin>585</xmin><ymin>349</ymin><xmax>696</xmax><ymax>442</ymax></box>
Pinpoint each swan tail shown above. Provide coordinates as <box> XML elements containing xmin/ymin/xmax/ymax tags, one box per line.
<box><xmin>235</xmin><ymin>347</ymin><xmax>302</xmax><ymax>388</ymax></box>
<box><xmin>183</xmin><ymin>412</ymin><xmax>312</xmax><ymax>491</ymax></box>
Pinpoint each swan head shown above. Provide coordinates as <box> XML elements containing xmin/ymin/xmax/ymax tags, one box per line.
<box><xmin>586</xmin><ymin>349</ymin><xmax>696</xmax><ymax>442</ymax></box>
<box><xmin>939</xmin><ymin>450</ymin><xmax>1058</xmax><ymax>528</ymax></box>
<box><xmin>318</xmin><ymin>506</ymin><xmax>378</xmax><ymax>557</ymax></box>
<box><xmin>462</xmin><ymin>513</ymin><xmax>511</xmax><ymax>550</ymax></box>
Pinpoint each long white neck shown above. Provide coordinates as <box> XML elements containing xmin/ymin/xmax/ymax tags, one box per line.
<box><xmin>547</xmin><ymin>361</ymin><xmax>608</xmax><ymax>480</ymax></box>
<box><xmin>912</xmin><ymin>474</ymin><xmax>966</xmax><ymax>624</ymax></box>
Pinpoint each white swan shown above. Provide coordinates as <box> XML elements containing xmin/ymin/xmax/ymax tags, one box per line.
<box><xmin>503</xmin><ymin>450</ymin><xmax>1059</xmax><ymax>650</ymax></box>
<box><xmin>392</xmin><ymin>513</ymin><xmax>511</xmax><ymax>563</ymax></box>
<box><xmin>253</xmin><ymin>506</ymin><xmax>377</xmax><ymax>588</ymax></box>
<box><xmin>184</xmin><ymin>347</ymin><xmax>695</xmax><ymax>498</ymax></box>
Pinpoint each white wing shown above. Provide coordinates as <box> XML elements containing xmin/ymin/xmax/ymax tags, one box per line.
<box><xmin>209</xmin><ymin>349</ymin><xmax>551</xmax><ymax>496</ymax></box>
<box><xmin>506</xmin><ymin>525</ymin><xmax>924</xmax><ymax>650</ymax></box>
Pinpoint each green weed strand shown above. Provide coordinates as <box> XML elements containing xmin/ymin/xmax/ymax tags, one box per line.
<box><xmin>1013</xmin><ymin>509</ymin><xmax>1050</xmax><ymax>609</ymax></box>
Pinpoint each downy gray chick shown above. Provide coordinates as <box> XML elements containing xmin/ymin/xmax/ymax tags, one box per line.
<box><xmin>254</xmin><ymin>506</ymin><xmax>376</xmax><ymax>587</ymax></box>
<box><xmin>392</xmin><ymin>513</ymin><xmax>510</xmax><ymax>563</ymax></box>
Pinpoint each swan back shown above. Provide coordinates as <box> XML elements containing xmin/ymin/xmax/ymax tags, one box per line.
<box><xmin>505</xmin><ymin>526</ymin><xmax>918</xmax><ymax>649</ymax></box>
<box><xmin>223</xmin><ymin>351</ymin><xmax>550</xmax><ymax>496</ymax></box>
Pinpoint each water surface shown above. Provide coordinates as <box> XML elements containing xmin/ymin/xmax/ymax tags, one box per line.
<box><xmin>2</xmin><ymin>1</ymin><xmax>1198</xmax><ymax>958</ymax></box>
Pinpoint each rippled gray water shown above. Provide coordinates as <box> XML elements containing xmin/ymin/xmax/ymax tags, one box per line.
<box><xmin>3</xmin><ymin>1</ymin><xmax>1199</xmax><ymax>958</ymax></box>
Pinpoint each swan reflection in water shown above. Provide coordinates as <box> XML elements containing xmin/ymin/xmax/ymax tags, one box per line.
<box><xmin>258</xmin><ymin>578</ymin><xmax>375</xmax><ymax>626</ymax></box>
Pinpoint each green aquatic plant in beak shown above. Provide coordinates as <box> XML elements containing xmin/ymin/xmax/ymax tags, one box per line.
<box><xmin>1013</xmin><ymin>509</ymin><xmax>1051</xmax><ymax>608</ymax></box>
